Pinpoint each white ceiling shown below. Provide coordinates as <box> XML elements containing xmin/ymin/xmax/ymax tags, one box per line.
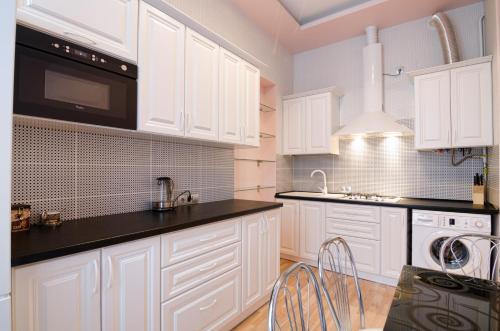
<box><xmin>279</xmin><ymin>0</ymin><xmax>373</xmax><ymax>24</ymax></box>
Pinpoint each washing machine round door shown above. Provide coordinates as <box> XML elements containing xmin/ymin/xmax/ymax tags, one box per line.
<box><xmin>422</xmin><ymin>230</ymin><xmax>482</xmax><ymax>275</ymax></box>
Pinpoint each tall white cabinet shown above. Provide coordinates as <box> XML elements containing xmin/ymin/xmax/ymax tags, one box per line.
<box><xmin>185</xmin><ymin>28</ymin><xmax>220</xmax><ymax>141</ymax></box>
<box><xmin>411</xmin><ymin>57</ymin><xmax>493</xmax><ymax>150</ymax></box>
<box><xmin>12</xmin><ymin>250</ymin><xmax>101</xmax><ymax>331</ymax></box>
<box><xmin>282</xmin><ymin>88</ymin><xmax>342</xmax><ymax>155</ymax></box>
<box><xmin>16</xmin><ymin>0</ymin><xmax>139</xmax><ymax>62</ymax></box>
<box><xmin>138</xmin><ymin>3</ymin><xmax>185</xmax><ymax>137</ymax></box>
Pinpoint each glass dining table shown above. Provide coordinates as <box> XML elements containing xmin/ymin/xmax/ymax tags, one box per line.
<box><xmin>383</xmin><ymin>265</ymin><xmax>500</xmax><ymax>330</ymax></box>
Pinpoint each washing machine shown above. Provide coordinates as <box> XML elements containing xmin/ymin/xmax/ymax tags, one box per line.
<box><xmin>412</xmin><ymin>210</ymin><xmax>492</xmax><ymax>278</ymax></box>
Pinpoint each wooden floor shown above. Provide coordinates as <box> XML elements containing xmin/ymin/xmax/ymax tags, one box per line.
<box><xmin>234</xmin><ymin>259</ymin><xmax>396</xmax><ymax>331</ymax></box>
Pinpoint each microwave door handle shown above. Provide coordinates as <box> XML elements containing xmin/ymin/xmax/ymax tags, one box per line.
<box><xmin>63</xmin><ymin>31</ymin><xmax>97</xmax><ymax>45</ymax></box>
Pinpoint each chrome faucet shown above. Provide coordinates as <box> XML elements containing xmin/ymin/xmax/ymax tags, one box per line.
<box><xmin>310</xmin><ymin>170</ymin><xmax>328</xmax><ymax>195</ymax></box>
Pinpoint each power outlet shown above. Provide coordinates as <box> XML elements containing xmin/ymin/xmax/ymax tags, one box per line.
<box><xmin>177</xmin><ymin>193</ymin><xmax>200</xmax><ymax>206</ymax></box>
<box><xmin>191</xmin><ymin>193</ymin><xmax>200</xmax><ymax>204</ymax></box>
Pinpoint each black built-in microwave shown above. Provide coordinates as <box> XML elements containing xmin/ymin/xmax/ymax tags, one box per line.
<box><xmin>14</xmin><ymin>25</ymin><xmax>137</xmax><ymax>130</ymax></box>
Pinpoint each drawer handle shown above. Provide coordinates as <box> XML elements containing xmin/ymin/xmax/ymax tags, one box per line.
<box><xmin>417</xmin><ymin>217</ymin><xmax>434</xmax><ymax>222</ymax></box>
<box><xmin>199</xmin><ymin>262</ymin><xmax>217</xmax><ymax>272</ymax></box>
<box><xmin>199</xmin><ymin>299</ymin><xmax>217</xmax><ymax>311</ymax></box>
<box><xmin>199</xmin><ymin>234</ymin><xmax>217</xmax><ymax>242</ymax></box>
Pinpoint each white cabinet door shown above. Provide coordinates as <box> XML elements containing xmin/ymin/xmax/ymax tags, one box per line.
<box><xmin>161</xmin><ymin>268</ymin><xmax>241</xmax><ymax>331</ymax></box>
<box><xmin>185</xmin><ymin>28</ymin><xmax>219</xmax><ymax>141</ymax></box>
<box><xmin>241</xmin><ymin>213</ymin><xmax>264</xmax><ymax>310</ymax></box>
<box><xmin>263</xmin><ymin>209</ymin><xmax>281</xmax><ymax>293</ymax></box>
<box><xmin>241</xmin><ymin>61</ymin><xmax>261</xmax><ymax>147</ymax></box>
<box><xmin>283</xmin><ymin>98</ymin><xmax>306</xmax><ymax>154</ymax></box>
<box><xmin>381</xmin><ymin>208</ymin><xmax>407</xmax><ymax>279</ymax></box>
<box><xmin>138</xmin><ymin>3</ymin><xmax>185</xmax><ymax>136</ymax></box>
<box><xmin>13</xmin><ymin>250</ymin><xmax>101</xmax><ymax>331</ymax></box>
<box><xmin>305</xmin><ymin>93</ymin><xmax>331</xmax><ymax>154</ymax></box>
<box><xmin>451</xmin><ymin>62</ymin><xmax>493</xmax><ymax>147</ymax></box>
<box><xmin>328</xmin><ymin>234</ymin><xmax>381</xmax><ymax>274</ymax></box>
<box><xmin>414</xmin><ymin>71</ymin><xmax>451</xmax><ymax>150</ymax></box>
<box><xmin>102</xmin><ymin>237</ymin><xmax>160</xmax><ymax>331</ymax></box>
<box><xmin>219</xmin><ymin>48</ymin><xmax>243</xmax><ymax>144</ymax></box>
<box><xmin>299</xmin><ymin>201</ymin><xmax>325</xmax><ymax>260</ymax></box>
<box><xmin>278</xmin><ymin>199</ymin><xmax>300</xmax><ymax>257</ymax></box>
<box><xmin>16</xmin><ymin>0</ymin><xmax>138</xmax><ymax>61</ymax></box>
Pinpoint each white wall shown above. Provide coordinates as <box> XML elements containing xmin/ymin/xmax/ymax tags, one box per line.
<box><xmin>158</xmin><ymin>0</ymin><xmax>294</xmax><ymax>96</ymax></box>
<box><xmin>293</xmin><ymin>3</ymin><xmax>484</xmax><ymax>126</ymax></box>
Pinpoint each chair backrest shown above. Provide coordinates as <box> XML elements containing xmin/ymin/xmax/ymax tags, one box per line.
<box><xmin>317</xmin><ymin>237</ymin><xmax>365</xmax><ymax>331</ymax></box>
<box><xmin>268</xmin><ymin>262</ymin><xmax>327</xmax><ymax>331</ymax></box>
<box><xmin>439</xmin><ymin>233</ymin><xmax>500</xmax><ymax>282</ymax></box>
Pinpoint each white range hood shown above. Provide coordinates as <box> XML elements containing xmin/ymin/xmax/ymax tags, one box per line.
<box><xmin>334</xmin><ymin>26</ymin><xmax>413</xmax><ymax>138</ymax></box>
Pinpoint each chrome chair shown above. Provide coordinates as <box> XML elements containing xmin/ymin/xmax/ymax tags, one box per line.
<box><xmin>318</xmin><ymin>237</ymin><xmax>382</xmax><ymax>331</ymax></box>
<box><xmin>439</xmin><ymin>233</ymin><xmax>500</xmax><ymax>285</ymax></box>
<box><xmin>268</xmin><ymin>262</ymin><xmax>327</xmax><ymax>331</ymax></box>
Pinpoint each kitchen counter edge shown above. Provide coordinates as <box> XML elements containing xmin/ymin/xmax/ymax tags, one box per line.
<box><xmin>12</xmin><ymin>199</ymin><xmax>282</xmax><ymax>267</ymax></box>
<box><xmin>275</xmin><ymin>192</ymin><xmax>498</xmax><ymax>215</ymax></box>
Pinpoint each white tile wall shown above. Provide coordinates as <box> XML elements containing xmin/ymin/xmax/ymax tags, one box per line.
<box><xmin>12</xmin><ymin>117</ymin><xmax>234</xmax><ymax>222</ymax></box>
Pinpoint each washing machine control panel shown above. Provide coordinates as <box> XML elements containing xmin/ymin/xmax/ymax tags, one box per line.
<box><xmin>441</xmin><ymin>215</ymin><xmax>491</xmax><ymax>233</ymax></box>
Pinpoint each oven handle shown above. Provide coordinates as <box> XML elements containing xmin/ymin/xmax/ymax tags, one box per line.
<box><xmin>63</xmin><ymin>31</ymin><xmax>97</xmax><ymax>45</ymax></box>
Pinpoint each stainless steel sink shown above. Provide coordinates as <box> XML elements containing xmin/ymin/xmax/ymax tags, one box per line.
<box><xmin>278</xmin><ymin>191</ymin><xmax>400</xmax><ymax>203</ymax></box>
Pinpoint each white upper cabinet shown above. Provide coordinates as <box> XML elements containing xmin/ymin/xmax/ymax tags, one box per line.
<box><xmin>282</xmin><ymin>88</ymin><xmax>341</xmax><ymax>155</ymax></box>
<box><xmin>414</xmin><ymin>71</ymin><xmax>451</xmax><ymax>149</ymax></box>
<box><xmin>412</xmin><ymin>57</ymin><xmax>493</xmax><ymax>150</ymax></box>
<box><xmin>13</xmin><ymin>250</ymin><xmax>101</xmax><ymax>331</ymax></box>
<box><xmin>185</xmin><ymin>28</ymin><xmax>219</xmax><ymax>141</ymax></box>
<box><xmin>102</xmin><ymin>237</ymin><xmax>160</xmax><ymax>331</ymax></box>
<box><xmin>451</xmin><ymin>62</ymin><xmax>493</xmax><ymax>148</ymax></box>
<box><xmin>283</xmin><ymin>98</ymin><xmax>306</xmax><ymax>154</ymax></box>
<box><xmin>241</xmin><ymin>61</ymin><xmax>261</xmax><ymax>146</ymax></box>
<box><xmin>16</xmin><ymin>0</ymin><xmax>138</xmax><ymax>62</ymax></box>
<box><xmin>138</xmin><ymin>3</ymin><xmax>185</xmax><ymax>136</ymax></box>
<box><xmin>219</xmin><ymin>48</ymin><xmax>243</xmax><ymax>144</ymax></box>
<box><xmin>306</xmin><ymin>92</ymin><xmax>332</xmax><ymax>154</ymax></box>
<box><xmin>219</xmin><ymin>48</ymin><xmax>260</xmax><ymax>146</ymax></box>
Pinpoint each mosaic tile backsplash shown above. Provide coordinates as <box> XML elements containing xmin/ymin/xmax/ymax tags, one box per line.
<box><xmin>292</xmin><ymin>136</ymin><xmax>486</xmax><ymax>201</ymax></box>
<box><xmin>12</xmin><ymin>118</ymin><xmax>234</xmax><ymax>222</ymax></box>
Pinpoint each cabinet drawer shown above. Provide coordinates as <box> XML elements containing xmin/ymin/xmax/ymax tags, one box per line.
<box><xmin>327</xmin><ymin>234</ymin><xmax>380</xmax><ymax>274</ymax></box>
<box><xmin>326</xmin><ymin>203</ymin><xmax>380</xmax><ymax>223</ymax></box>
<box><xmin>161</xmin><ymin>268</ymin><xmax>241</xmax><ymax>331</ymax></box>
<box><xmin>161</xmin><ymin>243</ymin><xmax>241</xmax><ymax>301</ymax></box>
<box><xmin>161</xmin><ymin>219</ymin><xmax>241</xmax><ymax>267</ymax></box>
<box><xmin>326</xmin><ymin>218</ymin><xmax>380</xmax><ymax>240</ymax></box>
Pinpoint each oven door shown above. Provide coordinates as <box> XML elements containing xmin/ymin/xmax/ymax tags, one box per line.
<box><xmin>14</xmin><ymin>44</ymin><xmax>136</xmax><ymax>130</ymax></box>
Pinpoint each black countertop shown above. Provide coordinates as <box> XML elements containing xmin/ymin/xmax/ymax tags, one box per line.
<box><xmin>384</xmin><ymin>265</ymin><xmax>500</xmax><ymax>330</ymax></box>
<box><xmin>275</xmin><ymin>192</ymin><xmax>498</xmax><ymax>215</ymax></box>
<box><xmin>12</xmin><ymin>199</ymin><xmax>282</xmax><ymax>267</ymax></box>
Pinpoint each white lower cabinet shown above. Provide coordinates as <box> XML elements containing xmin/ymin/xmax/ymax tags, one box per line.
<box><xmin>281</xmin><ymin>199</ymin><xmax>407</xmax><ymax>284</ymax></box>
<box><xmin>380</xmin><ymin>207</ymin><xmax>407</xmax><ymax>279</ymax></box>
<box><xmin>161</xmin><ymin>268</ymin><xmax>241</xmax><ymax>331</ymax></box>
<box><xmin>277</xmin><ymin>199</ymin><xmax>300</xmax><ymax>257</ymax></box>
<box><xmin>299</xmin><ymin>201</ymin><xmax>325</xmax><ymax>260</ymax></box>
<box><xmin>12</xmin><ymin>209</ymin><xmax>282</xmax><ymax>331</ymax></box>
<box><xmin>102</xmin><ymin>236</ymin><xmax>160</xmax><ymax>331</ymax></box>
<box><xmin>242</xmin><ymin>210</ymin><xmax>281</xmax><ymax>311</ymax></box>
<box><xmin>12</xmin><ymin>250</ymin><xmax>101</xmax><ymax>331</ymax></box>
